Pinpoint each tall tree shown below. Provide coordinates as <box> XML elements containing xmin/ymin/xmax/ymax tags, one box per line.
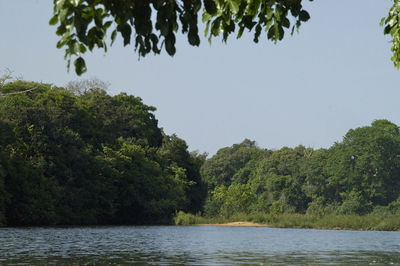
<box><xmin>0</xmin><ymin>80</ymin><xmax>207</xmax><ymax>226</ymax></box>
<box><xmin>325</xmin><ymin>120</ymin><xmax>400</xmax><ymax>212</ymax></box>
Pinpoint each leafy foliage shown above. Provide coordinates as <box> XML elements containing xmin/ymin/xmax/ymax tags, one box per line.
<box><xmin>50</xmin><ymin>0</ymin><xmax>311</xmax><ymax>75</ymax></box>
<box><xmin>1</xmin><ymin>79</ymin><xmax>399</xmax><ymax>226</ymax></box>
<box><xmin>202</xmin><ymin>120</ymin><xmax>400</xmax><ymax>218</ymax></box>
<box><xmin>381</xmin><ymin>0</ymin><xmax>400</xmax><ymax>68</ymax></box>
<box><xmin>51</xmin><ymin>0</ymin><xmax>400</xmax><ymax>75</ymax></box>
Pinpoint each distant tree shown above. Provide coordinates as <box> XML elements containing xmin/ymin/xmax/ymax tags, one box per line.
<box><xmin>158</xmin><ymin>134</ymin><xmax>207</xmax><ymax>213</ymax></box>
<box><xmin>212</xmin><ymin>183</ymin><xmax>256</xmax><ymax>216</ymax></box>
<box><xmin>0</xmin><ymin>71</ymin><xmax>37</xmax><ymax>97</ymax></box>
<box><xmin>325</xmin><ymin>120</ymin><xmax>400</xmax><ymax>211</ymax></box>
<box><xmin>201</xmin><ymin>121</ymin><xmax>400</xmax><ymax>217</ymax></box>
<box><xmin>66</xmin><ymin>77</ymin><xmax>110</xmax><ymax>95</ymax></box>
<box><xmin>200</xmin><ymin>139</ymin><xmax>262</xmax><ymax>189</ymax></box>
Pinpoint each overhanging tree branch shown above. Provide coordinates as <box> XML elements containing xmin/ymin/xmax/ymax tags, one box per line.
<box><xmin>50</xmin><ymin>0</ymin><xmax>400</xmax><ymax>76</ymax></box>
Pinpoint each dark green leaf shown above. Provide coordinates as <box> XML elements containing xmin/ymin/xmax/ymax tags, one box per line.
<box><xmin>165</xmin><ymin>34</ymin><xmax>176</xmax><ymax>55</ymax></box>
<box><xmin>104</xmin><ymin>21</ymin><xmax>112</xmax><ymax>29</ymax></box>
<box><xmin>79</xmin><ymin>44</ymin><xmax>87</xmax><ymax>53</ymax></box>
<box><xmin>204</xmin><ymin>0</ymin><xmax>217</xmax><ymax>15</ymax></box>
<box><xmin>211</xmin><ymin>18</ymin><xmax>221</xmax><ymax>36</ymax></box>
<box><xmin>188</xmin><ymin>31</ymin><xmax>200</xmax><ymax>46</ymax></box>
<box><xmin>49</xmin><ymin>15</ymin><xmax>58</xmax><ymax>25</ymax></box>
<box><xmin>282</xmin><ymin>17</ymin><xmax>290</xmax><ymax>29</ymax></box>
<box><xmin>118</xmin><ymin>23</ymin><xmax>132</xmax><ymax>46</ymax></box>
<box><xmin>110</xmin><ymin>30</ymin><xmax>117</xmax><ymax>46</ymax></box>
<box><xmin>267</xmin><ymin>26</ymin><xmax>275</xmax><ymax>40</ymax></box>
<box><xmin>384</xmin><ymin>25</ymin><xmax>392</xmax><ymax>35</ymax></box>
<box><xmin>299</xmin><ymin>10</ymin><xmax>310</xmax><ymax>22</ymax></box>
<box><xmin>254</xmin><ymin>24</ymin><xmax>261</xmax><ymax>43</ymax></box>
<box><xmin>278</xmin><ymin>25</ymin><xmax>284</xmax><ymax>40</ymax></box>
<box><xmin>74</xmin><ymin>57</ymin><xmax>87</xmax><ymax>76</ymax></box>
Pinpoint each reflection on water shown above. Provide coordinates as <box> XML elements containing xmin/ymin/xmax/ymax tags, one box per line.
<box><xmin>0</xmin><ymin>226</ymin><xmax>399</xmax><ymax>265</ymax></box>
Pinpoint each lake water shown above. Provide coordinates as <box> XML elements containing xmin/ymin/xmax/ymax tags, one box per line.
<box><xmin>0</xmin><ymin>226</ymin><xmax>399</xmax><ymax>265</ymax></box>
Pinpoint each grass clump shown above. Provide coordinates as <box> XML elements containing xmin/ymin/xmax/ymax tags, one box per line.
<box><xmin>173</xmin><ymin>211</ymin><xmax>206</xmax><ymax>225</ymax></box>
<box><xmin>174</xmin><ymin>211</ymin><xmax>400</xmax><ymax>231</ymax></box>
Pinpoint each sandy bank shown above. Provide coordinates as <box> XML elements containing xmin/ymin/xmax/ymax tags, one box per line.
<box><xmin>198</xmin><ymin>221</ymin><xmax>269</xmax><ymax>227</ymax></box>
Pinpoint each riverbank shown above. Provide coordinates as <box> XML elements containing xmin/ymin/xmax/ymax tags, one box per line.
<box><xmin>198</xmin><ymin>221</ymin><xmax>268</xmax><ymax>227</ymax></box>
<box><xmin>173</xmin><ymin>211</ymin><xmax>400</xmax><ymax>231</ymax></box>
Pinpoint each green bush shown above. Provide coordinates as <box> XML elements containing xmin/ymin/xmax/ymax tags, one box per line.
<box><xmin>173</xmin><ymin>211</ymin><xmax>207</xmax><ymax>225</ymax></box>
<box><xmin>174</xmin><ymin>211</ymin><xmax>400</xmax><ymax>231</ymax></box>
<box><xmin>388</xmin><ymin>197</ymin><xmax>400</xmax><ymax>214</ymax></box>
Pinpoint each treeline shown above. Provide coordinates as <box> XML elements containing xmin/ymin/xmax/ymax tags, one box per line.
<box><xmin>1</xmin><ymin>79</ymin><xmax>400</xmax><ymax>227</ymax></box>
<box><xmin>201</xmin><ymin>121</ymin><xmax>400</xmax><ymax>218</ymax></box>
<box><xmin>0</xmin><ymin>80</ymin><xmax>206</xmax><ymax>226</ymax></box>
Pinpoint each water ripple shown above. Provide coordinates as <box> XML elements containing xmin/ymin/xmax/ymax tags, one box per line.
<box><xmin>0</xmin><ymin>226</ymin><xmax>399</xmax><ymax>264</ymax></box>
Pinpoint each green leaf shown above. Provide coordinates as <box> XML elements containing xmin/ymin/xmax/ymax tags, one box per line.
<box><xmin>384</xmin><ymin>25</ymin><xmax>392</xmax><ymax>35</ymax></box>
<box><xmin>247</xmin><ymin>0</ymin><xmax>261</xmax><ymax>18</ymax></box>
<box><xmin>242</xmin><ymin>15</ymin><xmax>256</xmax><ymax>30</ymax></box>
<box><xmin>205</xmin><ymin>20</ymin><xmax>211</xmax><ymax>36</ymax></box>
<box><xmin>211</xmin><ymin>19</ymin><xmax>221</xmax><ymax>36</ymax></box>
<box><xmin>56</xmin><ymin>25</ymin><xmax>67</xmax><ymax>36</ymax></box>
<box><xmin>160</xmin><ymin>23</ymin><xmax>169</xmax><ymax>37</ymax></box>
<box><xmin>104</xmin><ymin>21</ymin><xmax>112</xmax><ymax>30</ymax></box>
<box><xmin>204</xmin><ymin>0</ymin><xmax>218</xmax><ymax>15</ymax></box>
<box><xmin>49</xmin><ymin>15</ymin><xmax>58</xmax><ymax>26</ymax></box>
<box><xmin>299</xmin><ymin>10</ymin><xmax>310</xmax><ymax>22</ymax></box>
<box><xmin>74</xmin><ymin>57</ymin><xmax>87</xmax><ymax>76</ymax></box>
<box><xmin>56</xmin><ymin>40</ymin><xmax>64</xmax><ymax>49</ymax></box>
<box><xmin>150</xmin><ymin>34</ymin><xmax>160</xmax><ymax>53</ymax></box>
<box><xmin>118</xmin><ymin>23</ymin><xmax>132</xmax><ymax>46</ymax></box>
<box><xmin>71</xmin><ymin>0</ymin><xmax>81</xmax><ymax>7</ymax></box>
<box><xmin>81</xmin><ymin>7</ymin><xmax>94</xmax><ymax>20</ymax></box>
<box><xmin>110</xmin><ymin>30</ymin><xmax>117</xmax><ymax>45</ymax></box>
<box><xmin>278</xmin><ymin>25</ymin><xmax>284</xmax><ymax>40</ymax></box>
<box><xmin>389</xmin><ymin>17</ymin><xmax>398</xmax><ymax>27</ymax></box>
<box><xmin>237</xmin><ymin>26</ymin><xmax>244</xmax><ymax>39</ymax></box>
<box><xmin>73</xmin><ymin>41</ymin><xmax>80</xmax><ymax>55</ymax></box>
<box><xmin>254</xmin><ymin>24</ymin><xmax>261</xmax><ymax>43</ymax></box>
<box><xmin>228</xmin><ymin>0</ymin><xmax>240</xmax><ymax>13</ymax></box>
<box><xmin>188</xmin><ymin>31</ymin><xmax>200</xmax><ymax>46</ymax></box>
<box><xmin>79</xmin><ymin>44</ymin><xmax>87</xmax><ymax>53</ymax></box>
<box><xmin>380</xmin><ymin>17</ymin><xmax>386</xmax><ymax>27</ymax></box>
<box><xmin>173</xmin><ymin>22</ymin><xmax>179</xmax><ymax>32</ymax></box>
<box><xmin>59</xmin><ymin>7</ymin><xmax>69</xmax><ymax>22</ymax></box>
<box><xmin>202</xmin><ymin>11</ymin><xmax>213</xmax><ymax>23</ymax></box>
<box><xmin>267</xmin><ymin>25</ymin><xmax>275</xmax><ymax>40</ymax></box>
<box><xmin>165</xmin><ymin>34</ymin><xmax>176</xmax><ymax>55</ymax></box>
<box><xmin>55</xmin><ymin>0</ymin><xmax>66</xmax><ymax>12</ymax></box>
<box><xmin>282</xmin><ymin>17</ymin><xmax>290</xmax><ymax>29</ymax></box>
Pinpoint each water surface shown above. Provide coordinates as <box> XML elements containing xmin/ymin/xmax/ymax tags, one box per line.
<box><xmin>1</xmin><ymin>226</ymin><xmax>399</xmax><ymax>264</ymax></box>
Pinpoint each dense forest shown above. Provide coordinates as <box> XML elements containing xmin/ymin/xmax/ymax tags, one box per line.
<box><xmin>1</xmin><ymin>79</ymin><xmax>399</xmax><ymax>227</ymax></box>
<box><xmin>201</xmin><ymin>122</ymin><xmax>400</xmax><ymax>218</ymax></box>
<box><xmin>0</xmin><ymin>80</ymin><xmax>206</xmax><ymax>226</ymax></box>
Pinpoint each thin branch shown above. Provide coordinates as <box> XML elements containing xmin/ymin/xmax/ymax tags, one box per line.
<box><xmin>0</xmin><ymin>87</ymin><xmax>37</xmax><ymax>97</ymax></box>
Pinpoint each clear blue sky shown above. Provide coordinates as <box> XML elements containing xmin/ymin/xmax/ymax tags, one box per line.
<box><xmin>1</xmin><ymin>0</ymin><xmax>399</xmax><ymax>155</ymax></box>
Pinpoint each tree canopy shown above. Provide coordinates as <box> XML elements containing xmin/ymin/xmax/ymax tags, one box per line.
<box><xmin>201</xmin><ymin>120</ymin><xmax>400</xmax><ymax>217</ymax></box>
<box><xmin>50</xmin><ymin>0</ymin><xmax>400</xmax><ymax>75</ymax></box>
<box><xmin>1</xmin><ymin>78</ymin><xmax>399</xmax><ymax>226</ymax></box>
<box><xmin>0</xmin><ymin>79</ymin><xmax>206</xmax><ymax>226</ymax></box>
